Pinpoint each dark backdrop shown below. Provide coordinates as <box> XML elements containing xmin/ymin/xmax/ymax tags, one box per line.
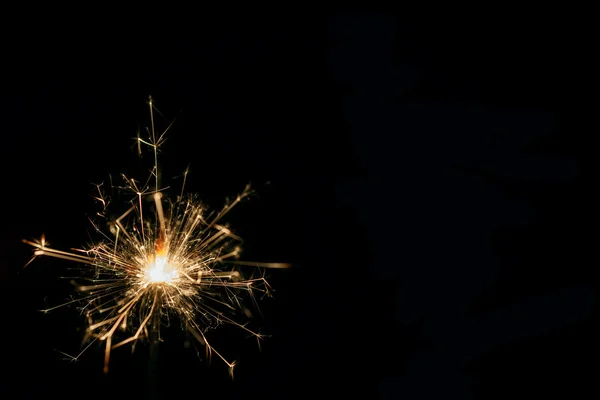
<box><xmin>0</xmin><ymin>13</ymin><xmax>596</xmax><ymax>399</ymax></box>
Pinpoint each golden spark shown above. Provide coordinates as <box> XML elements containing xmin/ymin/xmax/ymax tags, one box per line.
<box><xmin>23</xmin><ymin>97</ymin><xmax>290</xmax><ymax>378</ymax></box>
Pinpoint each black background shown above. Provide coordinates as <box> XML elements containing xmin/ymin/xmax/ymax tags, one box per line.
<box><xmin>0</xmin><ymin>12</ymin><xmax>596</xmax><ymax>399</ymax></box>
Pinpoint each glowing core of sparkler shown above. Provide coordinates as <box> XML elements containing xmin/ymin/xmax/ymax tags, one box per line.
<box><xmin>145</xmin><ymin>254</ymin><xmax>179</xmax><ymax>284</ymax></box>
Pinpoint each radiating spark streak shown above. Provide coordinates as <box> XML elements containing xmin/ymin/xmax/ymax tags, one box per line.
<box><xmin>149</xmin><ymin>96</ymin><xmax>159</xmax><ymax>195</ymax></box>
<box><xmin>229</xmin><ymin>261</ymin><xmax>292</xmax><ymax>269</ymax></box>
<box><xmin>23</xmin><ymin>97</ymin><xmax>290</xmax><ymax>377</ymax></box>
<box><xmin>153</xmin><ymin>193</ymin><xmax>167</xmax><ymax>241</ymax></box>
<box><xmin>28</xmin><ymin>249</ymin><xmax>93</xmax><ymax>264</ymax></box>
<box><xmin>55</xmin><ymin>337</ymin><xmax>98</xmax><ymax>362</ymax></box>
<box><xmin>137</xmin><ymin>192</ymin><xmax>145</xmax><ymax>243</ymax></box>
<box><xmin>206</xmin><ymin>188</ymin><xmax>251</xmax><ymax>230</ymax></box>
<box><xmin>180</xmin><ymin>166</ymin><xmax>190</xmax><ymax>198</ymax></box>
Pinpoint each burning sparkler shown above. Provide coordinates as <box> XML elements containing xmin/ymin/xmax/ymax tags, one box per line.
<box><xmin>23</xmin><ymin>96</ymin><xmax>290</xmax><ymax>378</ymax></box>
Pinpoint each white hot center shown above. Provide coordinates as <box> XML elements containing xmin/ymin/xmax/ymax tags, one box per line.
<box><xmin>147</xmin><ymin>255</ymin><xmax>178</xmax><ymax>283</ymax></box>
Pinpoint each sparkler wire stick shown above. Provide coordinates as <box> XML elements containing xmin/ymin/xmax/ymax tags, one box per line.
<box><xmin>23</xmin><ymin>97</ymin><xmax>290</xmax><ymax>381</ymax></box>
<box><xmin>148</xmin><ymin>313</ymin><xmax>159</xmax><ymax>399</ymax></box>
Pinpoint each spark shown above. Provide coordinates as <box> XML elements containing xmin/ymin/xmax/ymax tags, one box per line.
<box><xmin>24</xmin><ymin>97</ymin><xmax>290</xmax><ymax>378</ymax></box>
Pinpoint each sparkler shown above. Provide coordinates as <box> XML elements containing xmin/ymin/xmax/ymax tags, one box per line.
<box><xmin>23</xmin><ymin>97</ymin><xmax>290</xmax><ymax>378</ymax></box>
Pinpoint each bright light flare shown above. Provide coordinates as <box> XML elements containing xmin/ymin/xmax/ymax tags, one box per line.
<box><xmin>145</xmin><ymin>255</ymin><xmax>179</xmax><ymax>284</ymax></box>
